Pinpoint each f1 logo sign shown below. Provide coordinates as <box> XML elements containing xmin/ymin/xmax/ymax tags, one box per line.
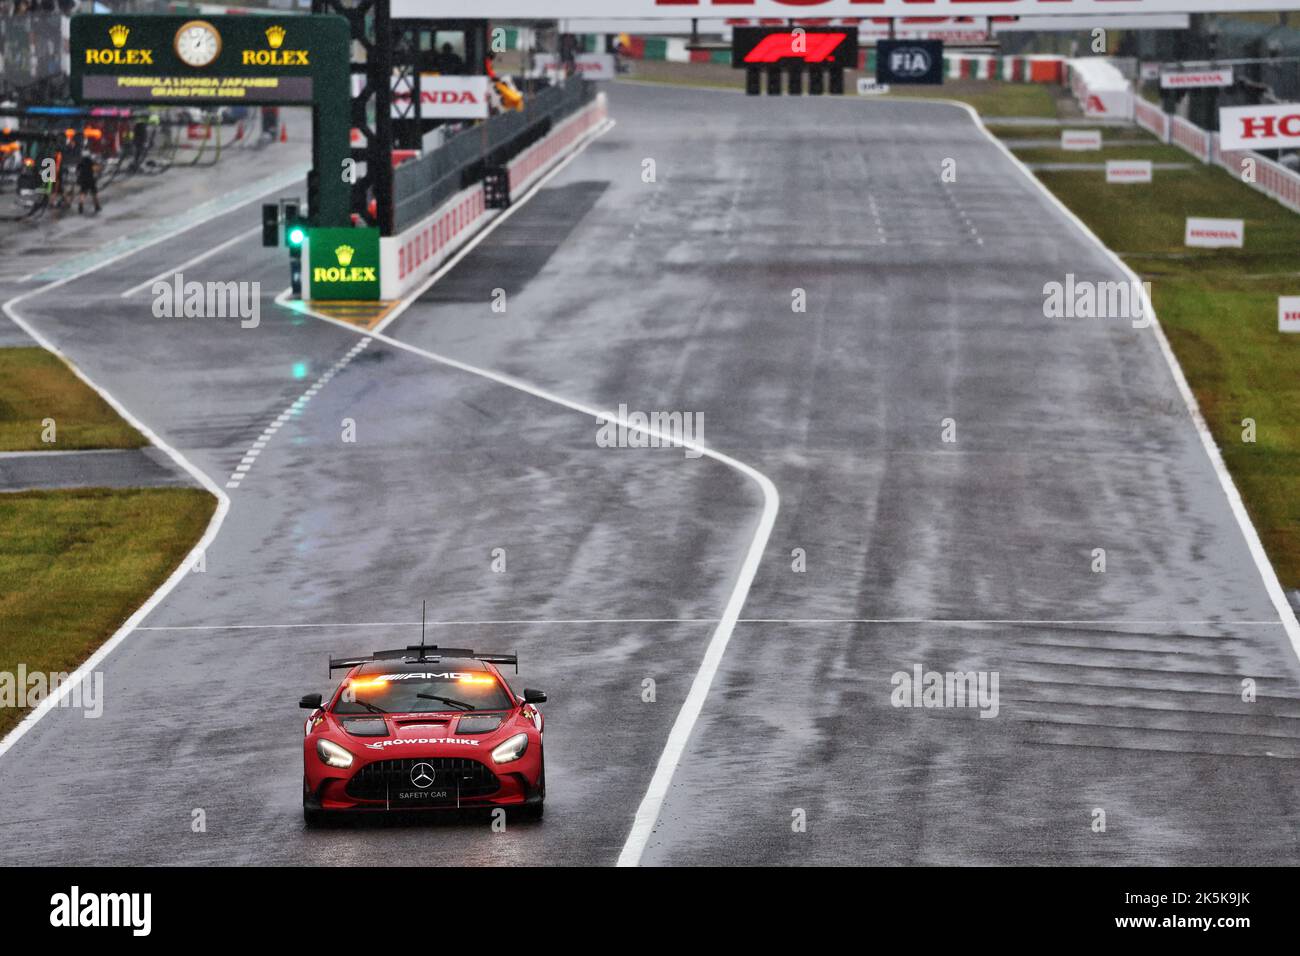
<box><xmin>744</xmin><ymin>31</ymin><xmax>847</xmax><ymax>64</ymax></box>
<box><xmin>731</xmin><ymin>26</ymin><xmax>858</xmax><ymax>69</ymax></box>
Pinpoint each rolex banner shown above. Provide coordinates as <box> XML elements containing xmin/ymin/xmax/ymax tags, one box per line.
<box><xmin>70</xmin><ymin>14</ymin><xmax>349</xmax><ymax>105</ymax></box>
<box><xmin>307</xmin><ymin>228</ymin><xmax>381</xmax><ymax>301</ymax></box>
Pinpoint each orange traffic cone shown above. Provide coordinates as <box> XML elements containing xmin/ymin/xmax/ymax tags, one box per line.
<box><xmin>279</xmin><ymin>122</ymin><xmax>287</xmax><ymax>143</ymax></box>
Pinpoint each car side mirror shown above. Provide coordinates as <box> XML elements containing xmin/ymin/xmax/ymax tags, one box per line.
<box><xmin>299</xmin><ymin>693</ymin><xmax>323</xmax><ymax>710</ymax></box>
<box><xmin>523</xmin><ymin>688</ymin><xmax>547</xmax><ymax>704</ymax></box>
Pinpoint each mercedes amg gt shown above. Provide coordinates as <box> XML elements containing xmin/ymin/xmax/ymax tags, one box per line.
<box><xmin>300</xmin><ymin>643</ymin><xmax>546</xmax><ymax>825</ymax></box>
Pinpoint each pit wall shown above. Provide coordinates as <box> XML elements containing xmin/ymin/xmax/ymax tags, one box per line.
<box><xmin>375</xmin><ymin>92</ymin><xmax>608</xmax><ymax>302</ymax></box>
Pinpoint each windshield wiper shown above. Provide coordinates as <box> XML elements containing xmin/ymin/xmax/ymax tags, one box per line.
<box><xmin>416</xmin><ymin>693</ymin><xmax>474</xmax><ymax>711</ymax></box>
<box><xmin>347</xmin><ymin>699</ymin><xmax>388</xmax><ymax>715</ymax></box>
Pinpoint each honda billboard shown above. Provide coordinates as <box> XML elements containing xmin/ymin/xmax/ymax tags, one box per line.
<box><xmin>1219</xmin><ymin>103</ymin><xmax>1300</xmax><ymax>152</ymax></box>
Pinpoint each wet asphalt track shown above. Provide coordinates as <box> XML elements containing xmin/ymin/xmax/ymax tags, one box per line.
<box><xmin>1</xmin><ymin>83</ymin><xmax>1297</xmax><ymax>866</ymax></box>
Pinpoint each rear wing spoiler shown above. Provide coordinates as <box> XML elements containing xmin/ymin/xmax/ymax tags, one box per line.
<box><xmin>328</xmin><ymin>645</ymin><xmax>518</xmax><ymax>675</ymax></box>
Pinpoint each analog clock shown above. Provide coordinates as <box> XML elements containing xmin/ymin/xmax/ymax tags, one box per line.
<box><xmin>174</xmin><ymin>20</ymin><xmax>221</xmax><ymax>68</ymax></box>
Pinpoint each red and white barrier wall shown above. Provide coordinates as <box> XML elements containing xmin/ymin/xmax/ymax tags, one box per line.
<box><xmin>1217</xmin><ymin>145</ymin><xmax>1300</xmax><ymax>215</ymax></box>
<box><xmin>380</xmin><ymin>183</ymin><xmax>489</xmax><ymax>301</ymax></box>
<box><xmin>507</xmin><ymin>92</ymin><xmax>609</xmax><ymax>196</ymax></box>
<box><xmin>1169</xmin><ymin>114</ymin><xmax>1212</xmax><ymax>163</ymax></box>
<box><xmin>378</xmin><ymin>92</ymin><xmax>608</xmax><ymax>301</ymax></box>
<box><xmin>1131</xmin><ymin>82</ymin><xmax>1300</xmax><ymax>217</ymax></box>
<box><xmin>1001</xmin><ymin>55</ymin><xmax>1066</xmax><ymax>85</ymax></box>
<box><xmin>1133</xmin><ymin>96</ymin><xmax>1169</xmax><ymax>141</ymax></box>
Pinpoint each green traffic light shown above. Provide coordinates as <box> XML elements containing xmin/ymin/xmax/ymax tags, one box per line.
<box><xmin>288</xmin><ymin>226</ymin><xmax>306</xmax><ymax>246</ymax></box>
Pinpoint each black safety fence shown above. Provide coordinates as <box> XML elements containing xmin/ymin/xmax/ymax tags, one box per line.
<box><xmin>393</xmin><ymin>78</ymin><xmax>594</xmax><ymax>233</ymax></box>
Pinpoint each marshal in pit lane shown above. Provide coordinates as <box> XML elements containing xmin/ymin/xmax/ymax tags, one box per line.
<box><xmin>299</xmin><ymin>644</ymin><xmax>546</xmax><ymax>826</ymax></box>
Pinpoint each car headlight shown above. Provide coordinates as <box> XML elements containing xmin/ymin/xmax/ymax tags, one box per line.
<box><xmin>316</xmin><ymin>738</ymin><xmax>354</xmax><ymax>769</ymax></box>
<box><xmin>491</xmin><ymin>733</ymin><xmax>529</xmax><ymax>764</ymax></box>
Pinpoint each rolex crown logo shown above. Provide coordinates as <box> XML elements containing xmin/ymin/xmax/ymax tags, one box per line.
<box><xmin>265</xmin><ymin>25</ymin><xmax>286</xmax><ymax>49</ymax></box>
<box><xmin>334</xmin><ymin>245</ymin><xmax>354</xmax><ymax>267</ymax></box>
<box><xmin>109</xmin><ymin>24</ymin><xmax>130</xmax><ymax>48</ymax></box>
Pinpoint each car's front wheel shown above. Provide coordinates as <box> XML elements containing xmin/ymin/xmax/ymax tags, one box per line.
<box><xmin>513</xmin><ymin>764</ymin><xmax>544</xmax><ymax>821</ymax></box>
<box><xmin>513</xmin><ymin>800</ymin><xmax>544</xmax><ymax>822</ymax></box>
<box><xmin>303</xmin><ymin>776</ymin><xmax>326</xmax><ymax>828</ymax></box>
<box><xmin>304</xmin><ymin>807</ymin><xmax>327</xmax><ymax>828</ymax></box>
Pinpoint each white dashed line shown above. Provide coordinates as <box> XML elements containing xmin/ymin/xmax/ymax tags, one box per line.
<box><xmin>224</xmin><ymin>337</ymin><xmax>372</xmax><ymax>490</ymax></box>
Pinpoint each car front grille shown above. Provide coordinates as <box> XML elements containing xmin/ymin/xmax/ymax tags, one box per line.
<box><xmin>345</xmin><ymin>757</ymin><xmax>501</xmax><ymax>802</ymax></box>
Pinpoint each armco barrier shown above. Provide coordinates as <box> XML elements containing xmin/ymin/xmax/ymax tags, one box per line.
<box><xmin>377</xmin><ymin>92</ymin><xmax>608</xmax><ymax>301</ymax></box>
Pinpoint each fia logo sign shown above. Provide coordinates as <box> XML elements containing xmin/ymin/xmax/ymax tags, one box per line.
<box><xmin>888</xmin><ymin>47</ymin><xmax>932</xmax><ymax>78</ymax></box>
<box><xmin>877</xmin><ymin>39</ymin><xmax>942</xmax><ymax>85</ymax></box>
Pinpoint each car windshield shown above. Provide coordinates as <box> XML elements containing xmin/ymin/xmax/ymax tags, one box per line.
<box><xmin>332</xmin><ymin>671</ymin><xmax>512</xmax><ymax>715</ymax></box>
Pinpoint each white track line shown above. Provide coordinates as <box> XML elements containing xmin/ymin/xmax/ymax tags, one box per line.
<box><xmin>275</xmin><ymin>110</ymin><xmax>780</xmax><ymax>870</ymax></box>
<box><xmin>286</xmin><ymin>299</ymin><xmax>779</xmax><ymax>869</ymax></box>
<box><xmin>0</xmin><ymin>285</ymin><xmax>231</xmax><ymax>765</ymax></box>
<box><xmin>0</xmin><ymin>162</ymin><xmax>304</xmax><ymax>758</ymax></box>
<box><xmin>119</xmin><ymin>225</ymin><xmax>261</xmax><ymax>298</ymax></box>
<box><xmin>633</xmin><ymin>82</ymin><xmax>1300</xmax><ymax>659</ymax></box>
<box><xmin>943</xmin><ymin>99</ymin><xmax>1300</xmax><ymax>663</ymax></box>
<box><xmin>278</xmin><ymin>294</ymin><xmax>780</xmax><ymax>868</ymax></box>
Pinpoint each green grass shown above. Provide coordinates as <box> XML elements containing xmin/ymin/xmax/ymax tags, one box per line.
<box><xmin>0</xmin><ymin>488</ymin><xmax>216</xmax><ymax>738</ymax></box>
<box><xmin>1011</xmin><ymin>142</ymin><xmax>1198</xmax><ymax>166</ymax></box>
<box><xmin>880</xmin><ymin>81</ymin><xmax>1059</xmax><ymax>119</ymax></box>
<box><xmin>986</xmin><ymin>124</ymin><xmax>1077</xmax><ymax>140</ymax></box>
<box><xmin>0</xmin><ymin>348</ymin><xmax>146</xmax><ymax>451</ymax></box>
<box><xmin>1029</xmin><ymin>143</ymin><xmax>1300</xmax><ymax>587</ymax></box>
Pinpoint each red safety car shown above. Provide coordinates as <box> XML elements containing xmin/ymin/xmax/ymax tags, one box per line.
<box><xmin>300</xmin><ymin>644</ymin><xmax>545</xmax><ymax>826</ymax></box>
